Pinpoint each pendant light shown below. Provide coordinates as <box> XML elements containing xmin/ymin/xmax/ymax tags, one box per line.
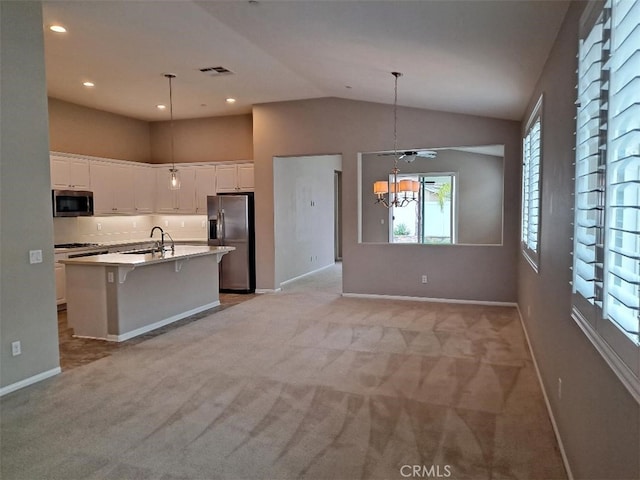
<box><xmin>373</xmin><ymin>72</ymin><xmax>418</xmax><ymax>208</ymax></box>
<box><xmin>165</xmin><ymin>73</ymin><xmax>180</xmax><ymax>190</ymax></box>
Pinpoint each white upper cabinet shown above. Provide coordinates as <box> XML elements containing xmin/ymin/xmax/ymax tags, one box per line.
<box><xmin>90</xmin><ymin>161</ymin><xmax>135</xmax><ymax>214</ymax></box>
<box><xmin>155</xmin><ymin>166</ymin><xmax>196</xmax><ymax>214</ymax></box>
<box><xmin>132</xmin><ymin>165</ymin><xmax>155</xmax><ymax>214</ymax></box>
<box><xmin>216</xmin><ymin>163</ymin><xmax>254</xmax><ymax>192</ymax></box>
<box><xmin>237</xmin><ymin>164</ymin><xmax>255</xmax><ymax>191</ymax></box>
<box><xmin>51</xmin><ymin>155</ymin><xmax>91</xmax><ymax>190</ymax></box>
<box><xmin>50</xmin><ymin>153</ymin><xmax>250</xmax><ymax>216</ymax></box>
<box><xmin>194</xmin><ymin>166</ymin><xmax>216</xmax><ymax>214</ymax></box>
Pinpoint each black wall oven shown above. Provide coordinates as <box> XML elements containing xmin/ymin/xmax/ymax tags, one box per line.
<box><xmin>52</xmin><ymin>190</ymin><xmax>94</xmax><ymax>217</ymax></box>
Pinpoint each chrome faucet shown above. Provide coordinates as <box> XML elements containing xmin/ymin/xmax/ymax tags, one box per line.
<box><xmin>150</xmin><ymin>226</ymin><xmax>165</xmax><ymax>252</ymax></box>
<box><xmin>165</xmin><ymin>232</ymin><xmax>175</xmax><ymax>253</ymax></box>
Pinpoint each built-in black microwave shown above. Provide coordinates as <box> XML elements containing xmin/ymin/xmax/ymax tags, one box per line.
<box><xmin>52</xmin><ymin>190</ymin><xmax>94</xmax><ymax>217</ymax></box>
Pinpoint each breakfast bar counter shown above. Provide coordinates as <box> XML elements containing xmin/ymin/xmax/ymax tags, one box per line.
<box><xmin>60</xmin><ymin>246</ymin><xmax>234</xmax><ymax>341</ymax></box>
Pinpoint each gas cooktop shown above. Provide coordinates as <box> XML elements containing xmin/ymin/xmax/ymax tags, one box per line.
<box><xmin>54</xmin><ymin>243</ymin><xmax>100</xmax><ymax>248</ymax></box>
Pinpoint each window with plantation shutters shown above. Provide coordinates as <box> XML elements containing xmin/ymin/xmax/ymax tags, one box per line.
<box><xmin>521</xmin><ymin>97</ymin><xmax>543</xmax><ymax>270</ymax></box>
<box><xmin>571</xmin><ymin>0</ymin><xmax>640</xmax><ymax>403</ymax></box>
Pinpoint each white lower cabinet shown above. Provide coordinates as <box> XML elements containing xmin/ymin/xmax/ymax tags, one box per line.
<box><xmin>55</xmin><ymin>254</ymin><xmax>67</xmax><ymax>305</ymax></box>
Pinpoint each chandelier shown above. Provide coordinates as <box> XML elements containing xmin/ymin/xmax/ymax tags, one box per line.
<box><xmin>373</xmin><ymin>72</ymin><xmax>419</xmax><ymax>208</ymax></box>
<box><xmin>164</xmin><ymin>73</ymin><xmax>181</xmax><ymax>190</ymax></box>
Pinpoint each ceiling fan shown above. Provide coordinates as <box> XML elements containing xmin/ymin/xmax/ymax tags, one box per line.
<box><xmin>377</xmin><ymin>150</ymin><xmax>438</xmax><ymax>163</ymax></box>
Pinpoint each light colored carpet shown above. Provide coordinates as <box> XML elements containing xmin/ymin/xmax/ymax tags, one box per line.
<box><xmin>1</xmin><ymin>263</ymin><xmax>566</xmax><ymax>480</ymax></box>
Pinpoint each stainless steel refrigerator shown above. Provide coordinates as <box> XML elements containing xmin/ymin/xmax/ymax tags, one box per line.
<box><xmin>207</xmin><ymin>193</ymin><xmax>256</xmax><ymax>293</ymax></box>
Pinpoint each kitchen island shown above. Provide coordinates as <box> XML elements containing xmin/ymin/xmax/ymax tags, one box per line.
<box><xmin>60</xmin><ymin>245</ymin><xmax>234</xmax><ymax>341</ymax></box>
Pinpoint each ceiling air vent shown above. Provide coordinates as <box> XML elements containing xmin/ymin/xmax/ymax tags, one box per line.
<box><xmin>199</xmin><ymin>66</ymin><xmax>233</xmax><ymax>77</ymax></box>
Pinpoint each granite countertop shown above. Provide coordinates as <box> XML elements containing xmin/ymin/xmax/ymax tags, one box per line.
<box><xmin>59</xmin><ymin>245</ymin><xmax>234</xmax><ymax>267</ymax></box>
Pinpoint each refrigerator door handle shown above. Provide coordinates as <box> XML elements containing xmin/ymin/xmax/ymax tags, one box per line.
<box><xmin>219</xmin><ymin>209</ymin><xmax>225</xmax><ymax>243</ymax></box>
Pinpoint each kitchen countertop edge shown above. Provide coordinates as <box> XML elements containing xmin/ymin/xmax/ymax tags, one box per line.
<box><xmin>59</xmin><ymin>245</ymin><xmax>234</xmax><ymax>267</ymax></box>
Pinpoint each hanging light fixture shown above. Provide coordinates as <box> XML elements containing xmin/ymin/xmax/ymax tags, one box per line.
<box><xmin>373</xmin><ymin>72</ymin><xmax>419</xmax><ymax>208</ymax></box>
<box><xmin>164</xmin><ymin>73</ymin><xmax>181</xmax><ymax>190</ymax></box>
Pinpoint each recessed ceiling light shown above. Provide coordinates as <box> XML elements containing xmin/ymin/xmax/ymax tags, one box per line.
<box><xmin>157</xmin><ymin>104</ymin><xmax>167</xmax><ymax>110</ymax></box>
<box><xmin>83</xmin><ymin>81</ymin><xmax>95</xmax><ymax>88</ymax></box>
<box><xmin>49</xmin><ymin>25</ymin><xmax>67</xmax><ymax>33</ymax></box>
<box><xmin>226</xmin><ymin>98</ymin><xmax>236</xmax><ymax>104</ymax></box>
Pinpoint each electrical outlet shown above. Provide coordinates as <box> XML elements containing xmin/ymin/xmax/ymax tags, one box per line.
<box><xmin>380</xmin><ymin>219</ymin><xmax>385</xmax><ymax>224</ymax></box>
<box><xmin>29</xmin><ymin>250</ymin><xmax>43</xmax><ymax>264</ymax></box>
<box><xmin>97</xmin><ymin>223</ymin><xmax>102</xmax><ymax>231</ymax></box>
<box><xmin>181</xmin><ymin>221</ymin><xmax>185</xmax><ymax>228</ymax></box>
<box><xmin>558</xmin><ymin>378</ymin><xmax>562</xmax><ymax>399</ymax></box>
<box><xmin>107</xmin><ymin>272</ymin><xmax>114</xmax><ymax>283</ymax></box>
<box><xmin>11</xmin><ymin>341</ymin><xmax>21</xmax><ymax>356</ymax></box>
<box><xmin>421</xmin><ymin>275</ymin><xmax>428</xmax><ymax>284</ymax></box>
<box><xmin>165</xmin><ymin>220</ymin><xmax>169</xmax><ymax>227</ymax></box>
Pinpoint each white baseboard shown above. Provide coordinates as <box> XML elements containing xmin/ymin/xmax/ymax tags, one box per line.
<box><xmin>0</xmin><ymin>367</ymin><xmax>62</xmax><ymax>397</ymax></box>
<box><xmin>280</xmin><ymin>263</ymin><xmax>335</xmax><ymax>287</ymax></box>
<box><xmin>255</xmin><ymin>288</ymin><xmax>281</xmax><ymax>294</ymax></box>
<box><xmin>516</xmin><ymin>305</ymin><xmax>574</xmax><ymax>480</ymax></box>
<box><xmin>342</xmin><ymin>292</ymin><xmax>517</xmax><ymax>307</ymax></box>
<box><xmin>105</xmin><ymin>301</ymin><xmax>220</xmax><ymax>342</ymax></box>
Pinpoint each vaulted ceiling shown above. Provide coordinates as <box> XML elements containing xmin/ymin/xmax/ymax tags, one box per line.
<box><xmin>42</xmin><ymin>0</ymin><xmax>570</xmax><ymax>122</ymax></box>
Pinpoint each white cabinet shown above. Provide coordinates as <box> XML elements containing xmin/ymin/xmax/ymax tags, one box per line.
<box><xmin>216</xmin><ymin>163</ymin><xmax>254</xmax><ymax>192</ymax></box>
<box><xmin>55</xmin><ymin>254</ymin><xmax>67</xmax><ymax>306</ymax></box>
<box><xmin>195</xmin><ymin>166</ymin><xmax>216</xmax><ymax>214</ymax></box>
<box><xmin>237</xmin><ymin>164</ymin><xmax>255</xmax><ymax>191</ymax></box>
<box><xmin>50</xmin><ymin>153</ymin><xmax>251</xmax><ymax>215</ymax></box>
<box><xmin>133</xmin><ymin>165</ymin><xmax>155</xmax><ymax>214</ymax></box>
<box><xmin>155</xmin><ymin>167</ymin><xmax>196</xmax><ymax>213</ymax></box>
<box><xmin>90</xmin><ymin>161</ymin><xmax>135</xmax><ymax>215</ymax></box>
<box><xmin>51</xmin><ymin>156</ymin><xmax>91</xmax><ymax>190</ymax></box>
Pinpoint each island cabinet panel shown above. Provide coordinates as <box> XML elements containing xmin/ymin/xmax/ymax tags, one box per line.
<box><xmin>91</xmin><ymin>161</ymin><xmax>135</xmax><ymax>215</ymax></box>
<box><xmin>51</xmin><ymin>155</ymin><xmax>91</xmax><ymax>190</ymax></box>
<box><xmin>155</xmin><ymin>167</ymin><xmax>196</xmax><ymax>213</ymax></box>
<box><xmin>62</xmin><ymin>246</ymin><xmax>233</xmax><ymax>341</ymax></box>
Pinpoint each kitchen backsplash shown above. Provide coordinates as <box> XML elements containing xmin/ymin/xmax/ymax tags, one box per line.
<box><xmin>54</xmin><ymin>215</ymin><xmax>208</xmax><ymax>245</ymax></box>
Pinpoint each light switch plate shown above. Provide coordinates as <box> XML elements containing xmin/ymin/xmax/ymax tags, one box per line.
<box><xmin>29</xmin><ymin>250</ymin><xmax>43</xmax><ymax>264</ymax></box>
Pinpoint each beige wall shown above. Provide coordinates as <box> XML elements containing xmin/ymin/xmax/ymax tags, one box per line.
<box><xmin>361</xmin><ymin>149</ymin><xmax>503</xmax><ymax>245</ymax></box>
<box><xmin>1</xmin><ymin>1</ymin><xmax>60</xmax><ymax>390</ymax></box>
<box><xmin>150</xmin><ymin>114</ymin><xmax>253</xmax><ymax>164</ymax></box>
<box><xmin>274</xmin><ymin>155</ymin><xmax>342</xmax><ymax>286</ymax></box>
<box><xmin>253</xmin><ymin>97</ymin><xmax>520</xmax><ymax>302</ymax></box>
<box><xmin>518</xmin><ymin>2</ymin><xmax>639</xmax><ymax>479</ymax></box>
<box><xmin>48</xmin><ymin>98</ymin><xmax>151</xmax><ymax>162</ymax></box>
<box><xmin>48</xmin><ymin>99</ymin><xmax>253</xmax><ymax>165</ymax></box>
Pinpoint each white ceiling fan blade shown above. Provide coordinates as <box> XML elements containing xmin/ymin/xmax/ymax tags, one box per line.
<box><xmin>416</xmin><ymin>150</ymin><xmax>437</xmax><ymax>158</ymax></box>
